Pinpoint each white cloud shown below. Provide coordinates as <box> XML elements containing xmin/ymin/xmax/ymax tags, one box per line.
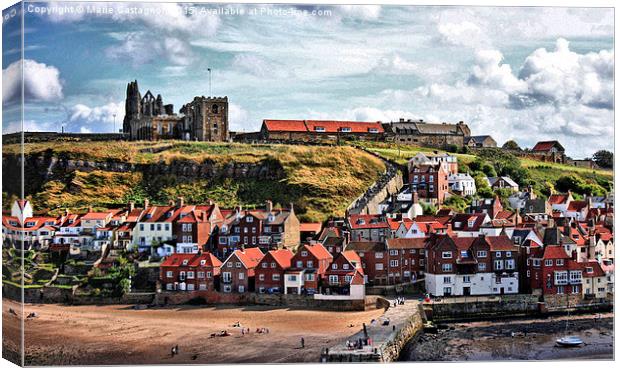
<box><xmin>517</xmin><ymin>38</ymin><xmax>614</xmax><ymax>109</ymax></box>
<box><xmin>372</xmin><ymin>54</ymin><xmax>419</xmax><ymax>75</ymax></box>
<box><xmin>3</xmin><ymin>59</ymin><xmax>63</xmax><ymax>104</ymax></box>
<box><xmin>232</xmin><ymin>54</ymin><xmax>275</xmax><ymax>78</ymax></box>
<box><xmin>468</xmin><ymin>50</ymin><xmax>526</xmax><ymax>94</ymax></box>
<box><xmin>2</xmin><ymin>120</ymin><xmax>53</xmax><ymax>134</ymax></box>
<box><xmin>228</xmin><ymin>103</ymin><xmax>250</xmax><ymax>132</ymax></box>
<box><xmin>338</xmin><ymin>5</ymin><xmax>381</xmax><ymax>20</ymax></box>
<box><xmin>105</xmin><ymin>33</ymin><xmax>193</xmax><ymax>67</ymax></box>
<box><xmin>68</xmin><ymin>101</ymin><xmax>124</xmax><ymax>132</ymax></box>
<box><xmin>436</xmin><ymin>21</ymin><xmax>485</xmax><ymax>47</ymax></box>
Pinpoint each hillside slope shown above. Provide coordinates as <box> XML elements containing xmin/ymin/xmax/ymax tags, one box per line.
<box><xmin>2</xmin><ymin>141</ymin><xmax>386</xmax><ymax>222</ymax></box>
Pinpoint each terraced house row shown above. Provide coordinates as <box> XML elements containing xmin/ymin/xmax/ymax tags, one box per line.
<box><xmin>2</xmin><ymin>186</ymin><xmax>614</xmax><ymax>302</ymax></box>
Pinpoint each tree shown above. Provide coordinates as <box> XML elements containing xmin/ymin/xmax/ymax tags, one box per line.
<box><xmin>502</xmin><ymin>140</ymin><xmax>521</xmax><ymax>151</ymax></box>
<box><xmin>443</xmin><ymin>195</ymin><xmax>468</xmax><ymax>212</ymax></box>
<box><xmin>447</xmin><ymin>144</ymin><xmax>459</xmax><ymax>153</ymax></box>
<box><xmin>592</xmin><ymin>150</ymin><xmax>613</xmax><ymax>169</ymax></box>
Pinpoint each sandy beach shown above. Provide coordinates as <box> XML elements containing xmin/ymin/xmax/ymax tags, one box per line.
<box><xmin>2</xmin><ymin>298</ymin><xmax>384</xmax><ymax>365</ymax></box>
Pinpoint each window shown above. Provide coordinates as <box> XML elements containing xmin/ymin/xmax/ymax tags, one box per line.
<box><xmin>307</xmin><ymin>261</ymin><xmax>313</xmax><ymax>268</ymax></box>
<box><xmin>187</xmin><ymin>284</ymin><xmax>195</xmax><ymax>291</ymax></box>
<box><xmin>187</xmin><ymin>271</ymin><xmax>195</xmax><ymax>279</ymax></box>
<box><xmin>544</xmin><ymin>260</ymin><xmax>553</xmax><ymax>266</ymax></box>
<box><xmin>443</xmin><ymin>287</ymin><xmax>452</xmax><ymax>295</ymax></box>
<box><xmin>315</xmin><ymin>126</ymin><xmax>326</xmax><ymax>132</ymax></box>
<box><xmin>390</xmin><ymin>260</ymin><xmax>399</xmax><ymax>267</ymax></box>
<box><xmin>526</xmin><ymin>270</ymin><xmax>531</xmax><ymax>277</ymax></box>
<box><xmin>506</xmin><ymin>251</ymin><xmax>512</xmax><ymax>258</ymax></box>
<box><xmin>463</xmin><ymin>276</ymin><xmax>471</xmax><ymax>283</ymax></box>
<box><xmin>246</xmin><ymin>216</ymin><xmax>253</xmax><ymax>223</ymax></box>
<box><xmin>343</xmin><ymin>264</ymin><xmax>350</xmax><ymax>270</ymax></box>
<box><xmin>569</xmin><ymin>270</ymin><xmax>582</xmax><ymax>283</ymax></box>
<box><xmin>239</xmin><ymin>272</ymin><xmax>245</xmax><ymax>280</ymax></box>
<box><xmin>494</xmin><ymin>260</ymin><xmax>503</xmax><ymax>270</ymax></box>
<box><xmin>301</xmin><ymin>251</ymin><xmax>308</xmax><ymax>257</ymax></box>
<box><xmin>375</xmin><ymin>252</ymin><xmax>384</xmax><ymax>259</ymax></box>
<box><xmin>296</xmin><ymin>261</ymin><xmax>303</xmax><ymax>268</ymax></box>
<box><xmin>376</xmin><ymin>263</ymin><xmax>384</xmax><ymax>271</ymax></box>
<box><xmin>329</xmin><ymin>275</ymin><xmax>339</xmax><ymax>284</ymax></box>
<box><xmin>166</xmin><ymin>283</ymin><xmax>173</xmax><ymax>290</ymax></box>
<box><xmin>197</xmin><ymin>272</ymin><xmax>205</xmax><ymax>279</ymax></box>
<box><xmin>477</xmin><ymin>251</ymin><xmax>487</xmax><ymax>258</ymax></box>
<box><xmin>495</xmin><ymin>251</ymin><xmax>502</xmax><ymax>258</ymax></box>
<box><xmin>207</xmin><ymin>271</ymin><xmax>212</xmax><ymax>278</ymax></box>
<box><xmin>219</xmin><ymin>237</ymin><xmax>227</xmax><ymax>245</ymax></box>
<box><xmin>157</xmin><ymin>224</ymin><xmax>162</xmax><ymax>231</ymax></box>
<box><xmin>557</xmin><ymin>286</ymin><xmax>565</xmax><ymax>294</ymax></box>
<box><xmin>236</xmin><ymin>262</ymin><xmax>242</xmax><ymax>268</ymax></box>
<box><xmin>442</xmin><ymin>263</ymin><xmax>452</xmax><ymax>272</ymax></box>
<box><xmin>270</xmin><ymin>262</ymin><xmax>276</xmax><ymax>268</ymax></box>
<box><xmin>341</xmin><ymin>127</ymin><xmax>352</xmax><ymax>132</ymax></box>
<box><xmin>332</xmin><ymin>264</ymin><xmax>338</xmax><ymax>270</ymax></box>
<box><xmin>389</xmin><ymin>249</ymin><xmax>398</xmax><ymax>256</ymax></box>
<box><xmin>410</xmin><ymin>249</ymin><xmax>417</xmax><ymax>254</ymax></box>
<box><xmin>571</xmin><ymin>285</ymin><xmax>580</xmax><ymax>294</ymax></box>
<box><xmin>344</xmin><ymin>275</ymin><xmax>352</xmax><ymax>283</ymax></box>
<box><xmin>262</xmin><ymin>262</ymin><xmax>268</xmax><ymax>268</ymax></box>
<box><xmin>443</xmin><ymin>276</ymin><xmax>452</xmax><ymax>283</ymax></box>
<box><xmin>166</xmin><ymin>271</ymin><xmax>173</xmax><ymax>278</ymax></box>
<box><xmin>227</xmin><ymin>262</ymin><xmax>233</xmax><ymax>268</ymax></box>
<box><xmin>272</xmin><ymin>274</ymin><xmax>280</xmax><ymax>281</ymax></box>
<box><xmin>238</xmin><ymin>286</ymin><xmax>245</xmax><ymax>293</ymax></box>
<box><xmin>505</xmin><ymin>259</ymin><xmax>515</xmax><ymax>270</ymax></box>
<box><xmin>222</xmin><ymin>272</ymin><xmax>231</xmax><ymax>282</ymax></box>
<box><xmin>554</xmin><ymin>271</ymin><xmax>568</xmax><ymax>285</ymax></box>
<box><xmin>442</xmin><ymin>251</ymin><xmax>452</xmax><ymax>259</ymax></box>
<box><xmin>556</xmin><ymin>259</ymin><xmax>564</xmax><ymax>266</ymax></box>
<box><xmin>259</xmin><ymin>274</ymin><xmax>265</xmax><ymax>281</ymax></box>
<box><xmin>478</xmin><ymin>263</ymin><xmax>486</xmax><ymax>271</ymax></box>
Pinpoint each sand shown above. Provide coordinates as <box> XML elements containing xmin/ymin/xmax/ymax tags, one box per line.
<box><xmin>2</xmin><ymin>298</ymin><xmax>384</xmax><ymax>365</ymax></box>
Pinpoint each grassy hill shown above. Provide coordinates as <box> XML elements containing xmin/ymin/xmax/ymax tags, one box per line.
<box><xmin>3</xmin><ymin>141</ymin><xmax>386</xmax><ymax>222</ymax></box>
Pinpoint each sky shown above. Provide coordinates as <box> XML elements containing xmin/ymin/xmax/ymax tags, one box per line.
<box><xmin>1</xmin><ymin>2</ymin><xmax>614</xmax><ymax>158</ymax></box>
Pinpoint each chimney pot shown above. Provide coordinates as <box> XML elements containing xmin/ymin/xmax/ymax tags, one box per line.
<box><xmin>177</xmin><ymin>196</ymin><xmax>184</xmax><ymax>208</ymax></box>
<box><xmin>144</xmin><ymin>199</ymin><xmax>150</xmax><ymax>208</ymax></box>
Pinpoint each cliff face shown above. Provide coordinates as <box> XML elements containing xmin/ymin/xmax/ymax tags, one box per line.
<box><xmin>2</xmin><ymin>151</ymin><xmax>287</xmax><ymax>197</ymax></box>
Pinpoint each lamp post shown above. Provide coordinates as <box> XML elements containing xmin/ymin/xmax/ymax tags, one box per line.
<box><xmin>208</xmin><ymin>68</ymin><xmax>212</xmax><ymax>96</ymax></box>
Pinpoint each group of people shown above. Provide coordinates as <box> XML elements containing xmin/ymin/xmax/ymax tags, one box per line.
<box><xmin>393</xmin><ymin>296</ymin><xmax>406</xmax><ymax>307</ymax></box>
<box><xmin>345</xmin><ymin>337</ymin><xmax>371</xmax><ymax>350</ymax></box>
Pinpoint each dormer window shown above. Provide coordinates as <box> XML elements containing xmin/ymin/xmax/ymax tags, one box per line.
<box><xmin>314</xmin><ymin>126</ymin><xmax>325</xmax><ymax>132</ymax></box>
<box><xmin>368</xmin><ymin>128</ymin><xmax>379</xmax><ymax>133</ymax></box>
<box><xmin>268</xmin><ymin>215</ymin><xmax>275</xmax><ymax>222</ymax></box>
<box><xmin>356</xmin><ymin>219</ymin><xmax>365</xmax><ymax>225</ymax></box>
<box><xmin>586</xmin><ymin>267</ymin><xmax>593</xmax><ymax>273</ymax></box>
<box><xmin>182</xmin><ymin>260</ymin><xmax>189</xmax><ymax>266</ymax></box>
<box><xmin>246</xmin><ymin>216</ymin><xmax>253</xmax><ymax>223</ymax></box>
<box><xmin>340</xmin><ymin>127</ymin><xmax>352</xmax><ymax>132</ymax></box>
<box><xmin>200</xmin><ymin>260</ymin><xmax>206</xmax><ymax>266</ymax></box>
<box><xmin>25</xmin><ymin>222</ymin><xmax>35</xmax><ymax>227</ymax></box>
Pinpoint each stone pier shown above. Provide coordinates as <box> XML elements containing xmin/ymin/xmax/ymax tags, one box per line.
<box><xmin>322</xmin><ymin>299</ymin><xmax>426</xmax><ymax>362</ymax></box>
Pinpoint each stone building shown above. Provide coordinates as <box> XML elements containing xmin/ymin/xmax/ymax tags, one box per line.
<box><xmin>383</xmin><ymin>118</ymin><xmax>471</xmax><ymax>148</ymax></box>
<box><xmin>122</xmin><ymin>80</ymin><xmax>229</xmax><ymax>142</ymax></box>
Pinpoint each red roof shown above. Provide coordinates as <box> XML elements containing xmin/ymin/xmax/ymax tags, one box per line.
<box><xmin>300</xmin><ymin>223</ymin><xmax>322</xmax><ymax>233</ymax></box>
<box><xmin>263</xmin><ymin>119</ymin><xmax>307</xmax><ymax>132</ymax></box>
<box><xmin>582</xmin><ymin>261</ymin><xmax>605</xmax><ymax>277</ymax></box>
<box><xmin>349</xmin><ymin>214</ymin><xmax>388</xmax><ymax>229</ymax></box>
<box><xmin>532</xmin><ymin>141</ymin><xmax>563</xmax><ymax>152</ymax></box>
<box><xmin>567</xmin><ymin>201</ymin><xmax>588</xmax><ymax>212</ymax></box>
<box><xmin>304</xmin><ymin>243</ymin><xmax>333</xmax><ymax>261</ymax></box>
<box><xmin>542</xmin><ymin>245</ymin><xmax>570</xmax><ymax>260</ymax></box>
<box><xmin>305</xmin><ymin>120</ymin><xmax>383</xmax><ymax>133</ymax></box>
<box><xmin>548</xmin><ymin>194</ymin><xmax>569</xmax><ymax>205</ymax></box>
<box><xmin>486</xmin><ymin>235</ymin><xmax>518</xmax><ymax>251</ymax></box>
<box><xmin>233</xmin><ymin>248</ymin><xmax>265</xmax><ymax>269</ymax></box>
<box><xmin>81</xmin><ymin>212</ymin><xmax>111</xmax><ymax>220</ymax></box>
<box><xmin>386</xmin><ymin>237</ymin><xmax>427</xmax><ymax>249</ymax></box>
<box><xmin>262</xmin><ymin>119</ymin><xmax>384</xmax><ymax>134</ymax></box>
<box><xmin>267</xmin><ymin>249</ymin><xmax>294</xmax><ymax>269</ymax></box>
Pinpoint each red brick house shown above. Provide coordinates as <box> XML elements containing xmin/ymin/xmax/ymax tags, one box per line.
<box><xmin>174</xmin><ymin>203</ymin><xmax>224</xmax><ymax>254</ymax></box>
<box><xmin>284</xmin><ymin>243</ymin><xmax>333</xmax><ymax>294</ymax></box>
<box><xmin>409</xmin><ymin>162</ymin><xmax>450</xmax><ymax>205</ymax></box>
<box><xmin>344</xmin><ymin>241</ymin><xmax>387</xmax><ymax>285</ymax></box>
<box><xmin>385</xmin><ymin>237</ymin><xmax>427</xmax><ymax>284</ymax></box>
<box><xmin>255</xmin><ymin>249</ymin><xmax>294</xmax><ymax>293</ymax></box>
<box><xmin>323</xmin><ymin>250</ymin><xmax>365</xmax><ymax>295</ymax></box>
<box><xmin>160</xmin><ymin>252</ymin><xmax>222</xmax><ymax>292</ymax></box>
<box><xmin>529</xmin><ymin>245</ymin><xmax>583</xmax><ymax>296</ymax></box>
<box><xmin>220</xmin><ymin>248</ymin><xmax>264</xmax><ymax>293</ymax></box>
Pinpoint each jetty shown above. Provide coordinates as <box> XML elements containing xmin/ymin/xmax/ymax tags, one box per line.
<box><xmin>322</xmin><ymin>299</ymin><xmax>426</xmax><ymax>362</ymax></box>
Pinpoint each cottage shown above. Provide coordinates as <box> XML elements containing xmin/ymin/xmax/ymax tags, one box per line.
<box><xmin>220</xmin><ymin>248</ymin><xmax>264</xmax><ymax>293</ymax></box>
<box><xmin>485</xmin><ymin>176</ymin><xmax>519</xmax><ymax>193</ymax></box>
<box><xmin>160</xmin><ymin>252</ymin><xmax>221</xmax><ymax>292</ymax></box>
<box><xmin>323</xmin><ymin>250</ymin><xmax>365</xmax><ymax>297</ymax></box>
<box><xmin>531</xmin><ymin>141</ymin><xmax>566</xmax><ymax>164</ymax></box>
<box><xmin>464</xmin><ymin>135</ymin><xmax>497</xmax><ymax>148</ymax></box>
<box><xmin>255</xmin><ymin>249</ymin><xmax>294</xmax><ymax>293</ymax></box>
<box><xmin>448</xmin><ymin>173</ymin><xmax>476</xmax><ymax>196</ymax></box>
<box><xmin>284</xmin><ymin>243</ymin><xmax>333</xmax><ymax>295</ymax></box>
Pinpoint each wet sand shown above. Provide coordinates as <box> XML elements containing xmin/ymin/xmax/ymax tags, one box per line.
<box><xmin>2</xmin><ymin>298</ymin><xmax>384</xmax><ymax>365</ymax></box>
<box><xmin>402</xmin><ymin>313</ymin><xmax>614</xmax><ymax>361</ymax></box>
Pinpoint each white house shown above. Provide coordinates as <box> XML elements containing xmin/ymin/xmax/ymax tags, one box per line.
<box><xmin>448</xmin><ymin>173</ymin><xmax>476</xmax><ymax>196</ymax></box>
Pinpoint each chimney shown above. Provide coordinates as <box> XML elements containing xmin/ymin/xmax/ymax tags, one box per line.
<box><xmin>208</xmin><ymin>199</ymin><xmax>214</xmax><ymax>206</ymax></box>
<box><xmin>289</xmin><ymin>202</ymin><xmax>295</xmax><ymax>214</ymax></box>
<box><xmin>236</xmin><ymin>205</ymin><xmax>243</xmax><ymax>218</ymax></box>
<box><xmin>177</xmin><ymin>196</ymin><xmax>184</xmax><ymax>208</ymax></box>
<box><xmin>129</xmin><ymin>201</ymin><xmax>135</xmax><ymax>212</ymax></box>
<box><xmin>399</xmin><ymin>118</ymin><xmax>404</xmax><ymax>122</ymax></box>
<box><xmin>144</xmin><ymin>199</ymin><xmax>150</xmax><ymax>208</ymax></box>
<box><xmin>65</xmin><ymin>208</ymin><xmax>70</xmax><ymax>216</ymax></box>
<box><xmin>266</xmin><ymin>200</ymin><xmax>273</xmax><ymax>213</ymax></box>
<box><xmin>88</xmin><ymin>206</ymin><xmax>93</xmax><ymax>213</ymax></box>
<box><xmin>168</xmin><ymin>200</ymin><xmax>175</xmax><ymax>206</ymax></box>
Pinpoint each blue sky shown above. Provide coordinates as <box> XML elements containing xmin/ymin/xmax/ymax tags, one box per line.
<box><xmin>2</xmin><ymin>2</ymin><xmax>614</xmax><ymax>158</ymax></box>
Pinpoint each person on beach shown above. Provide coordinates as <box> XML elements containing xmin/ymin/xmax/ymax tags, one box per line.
<box><xmin>301</xmin><ymin>337</ymin><xmax>305</xmax><ymax>348</ymax></box>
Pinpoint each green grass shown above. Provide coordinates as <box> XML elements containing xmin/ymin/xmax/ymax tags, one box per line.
<box><xmin>357</xmin><ymin>142</ymin><xmax>476</xmax><ymax>166</ymax></box>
